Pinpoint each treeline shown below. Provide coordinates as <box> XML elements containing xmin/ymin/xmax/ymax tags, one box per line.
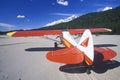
<box><xmin>40</xmin><ymin>6</ymin><xmax>120</xmax><ymax>34</ymax></box>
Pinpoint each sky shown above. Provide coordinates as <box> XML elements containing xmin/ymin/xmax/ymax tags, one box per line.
<box><xmin>0</xmin><ymin>0</ymin><xmax>120</xmax><ymax>31</ymax></box>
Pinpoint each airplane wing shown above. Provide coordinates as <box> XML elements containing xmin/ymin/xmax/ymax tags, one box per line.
<box><xmin>94</xmin><ymin>47</ymin><xmax>117</xmax><ymax>61</ymax></box>
<box><xmin>7</xmin><ymin>28</ymin><xmax>112</xmax><ymax>37</ymax></box>
<box><xmin>46</xmin><ymin>47</ymin><xmax>84</xmax><ymax>64</ymax></box>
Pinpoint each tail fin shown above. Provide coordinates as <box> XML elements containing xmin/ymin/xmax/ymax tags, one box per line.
<box><xmin>62</xmin><ymin>30</ymin><xmax>77</xmax><ymax>48</ymax></box>
<box><xmin>77</xmin><ymin>29</ymin><xmax>94</xmax><ymax>65</ymax></box>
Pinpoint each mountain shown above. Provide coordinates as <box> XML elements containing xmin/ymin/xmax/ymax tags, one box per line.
<box><xmin>44</xmin><ymin>15</ymin><xmax>78</xmax><ymax>27</ymax></box>
<box><xmin>40</xmin><ymin>6</ymin><xmax>120</xmax><ymax>34</ymax></box>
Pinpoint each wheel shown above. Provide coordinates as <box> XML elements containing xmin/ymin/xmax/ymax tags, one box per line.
<box><xmin>86</xmin><ymin>68</ymin><xmax>91</xmax><ymax>74</ymax></box>
<box><xmin>54</xmin><ymin>42</ymin><xmax>58</xmax><ymax>48</ymax></box>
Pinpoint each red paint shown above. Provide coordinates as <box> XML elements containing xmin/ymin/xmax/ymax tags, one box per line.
<box><xmin>80</xmin><ymin>37</ymin><xmax>89</xmax><ymax>47</ymax></box>
<box><xmin>46</xmin><ymin>47</ymin><xmax>117</xmax><ymax>64</ymax></box>
<box><xmin>46</xmin><ymin>47</ymin><xmax>84</xmax><ymax>64</ymax></box>
<box><xmin>12</xmin><ymin>28</ymin><xmax>110</xmax><ymax>37</ymax></box>
<box><xmin>12</xmin><ymin>30</ymin><xmax>62</xmax><ymax>37</ymax></box>
<box><xmin>94</xmin><ymin>47</ymin><xmax>117</xmax><ymax>61</ymax></box>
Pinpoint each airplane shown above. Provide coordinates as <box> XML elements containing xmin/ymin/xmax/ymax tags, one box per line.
<box><xmin>7</xmin><ymin>28</ymin><xmax>116</xmax><ymax>74</ymax></box>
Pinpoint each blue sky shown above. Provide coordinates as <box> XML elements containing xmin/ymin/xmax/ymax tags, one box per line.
<box><xmin>0</xmin><ymin>0</ymin><xmax>120</xmax><ymax>31</ymax></box>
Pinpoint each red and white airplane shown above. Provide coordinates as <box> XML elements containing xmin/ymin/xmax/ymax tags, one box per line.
<box><xmin>7</xmin><ymin>28</ymin><xmax>116</xmax><ymax>74</ymax></box>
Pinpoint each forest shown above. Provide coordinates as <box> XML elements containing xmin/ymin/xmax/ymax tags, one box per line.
<box><xmin>39</xmin><ymin>6</ymin><xmax>120</xmax><ymax>34</ymax></box>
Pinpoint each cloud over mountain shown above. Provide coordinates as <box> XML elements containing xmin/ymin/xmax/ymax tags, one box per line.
<box><xmin>0</xmin><ymin>22</ymin><xmax>16</xmax><ymax>31</ymax></box>
<box><xmin>102</xmin><ymin>6</ymin><xmax>112</xmax><ymax>11</ymax></box>
<box><xmin>0</xmin><ymin>23</ymin><xmax>16</xmax><ymax>28</ymax></box>
<box><xmin>44</xmin><ymin>15</ymin><xmax>78</xmax><ymax>27</ymax></box>
<box><xmin>97</xmin><ymin>6</ymin><xmax>113</xmax><ymax>12</ymax></box>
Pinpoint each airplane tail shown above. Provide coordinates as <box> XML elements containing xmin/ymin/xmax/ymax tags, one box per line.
<box><xmin>62</xmin><ymin>29</ymin><xmax>94</xmax><ymax>65</ymax></box>
<box><xmin>62</xmin><ymin>30</ymin><xmax>77</xmax><ymax>48</ymax></box>
<box><xmin>77</xmin><ymin>29</ymin><xmax>94</xmax><ymax>65</ymax></box>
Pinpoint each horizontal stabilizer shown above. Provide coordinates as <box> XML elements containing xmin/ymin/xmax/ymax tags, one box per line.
<box><xmin>94</xmin><ymin>47</ymin><xmax>117</xmax><ymax>61</ymax></box>
<box><xmin>46</xmin><ymin>47</ymin><xmax>84</xmax><ymax>64</ymax></box>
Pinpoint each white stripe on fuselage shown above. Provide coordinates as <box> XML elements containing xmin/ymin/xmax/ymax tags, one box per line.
<box><xmin>62</xmin><ymin>31</ymin><xmax>77</xmax><ymax>47</ymax></box>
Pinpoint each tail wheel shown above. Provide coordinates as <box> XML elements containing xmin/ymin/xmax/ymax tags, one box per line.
<box><xmin>86</xmin><ymin>68</ymin><xmax>91</xmax><ymax>74</ymax></box>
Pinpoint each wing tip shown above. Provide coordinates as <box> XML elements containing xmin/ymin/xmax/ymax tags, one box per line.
<box><xmin>106</xmin><ymin>28</ymin><xmax>112</xmax><ymax>32</ymax></box>
<box><xmin>6</xmin><ymin>31</ymin><xmax>16</xmax><ymax>37</ymax></box>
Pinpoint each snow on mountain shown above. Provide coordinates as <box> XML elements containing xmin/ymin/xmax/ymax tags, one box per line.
<box><xmin>44</xmin><ymin>15</ymin><xmax>78</xmax><ymax>27</ymax></box>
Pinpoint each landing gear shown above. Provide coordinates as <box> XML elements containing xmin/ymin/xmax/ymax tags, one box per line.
<box><xmin>82</xmin><ymin>61</ymin><xmax>92</xmax><ymax>74</ymax></box>
<box><xmin>54</xmin><ymin>42</ymin><xmax>58</xmax><ymax>48</ymax></box>
<box><xmin>86</xmin><ymin>68</ymin><xmax>91</xmax><ymax>74</ymax></box>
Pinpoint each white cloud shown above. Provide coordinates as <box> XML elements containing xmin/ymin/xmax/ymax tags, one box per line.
<box><xmin>52</xmin><ymin>13</ymin><xmax>83</xmax><ymax>16</ymax></box>
<box><xmin>17</xmin><ymin>15</ymin><xmax>25</xmax><ymax>19</ymax></box>
<box><xmin>56</xmin><ymin>0</ymin><xmax>68</xmax><ymax>6</ymax></box>
<box><xmin>0</xmin><ymin>23</ymin><xmax>16</xmax><ymax>28</ymax></box>
<box><xmin>44</xmin><ymin>15</ymin><xmax>78</xmax><ymax>27</ymax></box>
<box><xmin>0</xmin><ymin>22</ymin><xmax>16</xmax><ymax>31</ymax></box>
<box><xmin>102</xmin><ymin>6</ymin><xmax>112</xmax><ymax>11</ymax></box>
<box><xmin>52</xmin><ymin>13</ymin><xmax>75</xmax><ymax>16</ymax></box>
<box><xmin>97</xmin><ymin>6</ymin><xmax>113</xmax><ymax>12</ymax></box>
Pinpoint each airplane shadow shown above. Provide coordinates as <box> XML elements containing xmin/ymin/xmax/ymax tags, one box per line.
<box><xmin>25</xmin><ymin>47</ymin><xmax>65</xmax><ymax>51</ymax></box>
<box><xmin>59</xmin><ymin>60</ymin><xmax>120</xmax><ymax>74</ymax></box>
<box><xmin>59</xmin><ymin>49</ymin><xmax>119</xmax><ymax>74</ymax></box>
<box><xmin>25</xmin><ymin>44</ymin><xmax>117</xmax><ymax>52</ymax></box>
<box><xmin>94</xmin><ymin>44</ymin><xmax>117</xmax><ymax>47</ymax></box>
<box><xmin>25</xmin><ymin>43</ymin><xmax>119</xmax><ymax>74</ymax></box>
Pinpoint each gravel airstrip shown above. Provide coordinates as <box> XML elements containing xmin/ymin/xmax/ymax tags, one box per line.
<box><xmin>0</xmin><ymin>35</ymin><xmax>120</xmax><ymax>80</ymax></box>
